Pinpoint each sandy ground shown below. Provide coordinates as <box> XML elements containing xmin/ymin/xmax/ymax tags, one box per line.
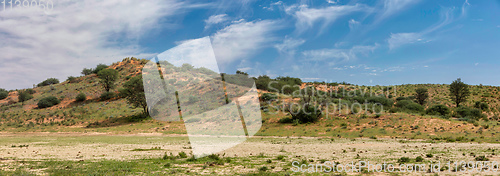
<box><xmin>1</xmin><ymin>133</ymin><xmax>500</xmax><ymax>175</ymax></box>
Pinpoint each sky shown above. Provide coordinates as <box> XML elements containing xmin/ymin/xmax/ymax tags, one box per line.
<box><xmin>1</xmin><ymin>0</ymin><xmax>499</xmax><ymax>90</ymax></box>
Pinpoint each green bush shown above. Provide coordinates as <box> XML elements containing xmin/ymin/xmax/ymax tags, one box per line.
<box><xmin>454</xmin><ymin>106</ymin><xmax>483</xmax><ymax>121</ymax></box>
<box><xmin>0</xmin><ymin>88</ymin><xmax>8</xmax><ymax>100</ymax></box>
<box><xmin>474</xmin><ymin>101</ymin><xmax>489</xmax><ymax>111</ymax></box>
<box><xmin>18</xmin><ymin>90</ymin><xmax>34</xmax><ymax>104</ymax></box>
<box><xmin>260</xmin><ymin>93</ymin><xmax>277</xmax><ymax>102</ymax></box>
<box><xmin>395</xmin><ymin>100</ymin><xmax>424</xmax><ymax>113</ymax></box>
<box><xmin>397</xmin><ymin>157</ymin><xmax>411</xmax><ymax>163</ymax></box>
<box><xmin>396</xmin><ymin>96</ymin><xmax>411</xmax><ymax>102</ymax></box>
<box><xmin>25</xmin><ymin>88</ymin><xmax>35</xmax><ymax>94</ymax></box>
<box><xmin>366</xmin><ymin>96</ymin><xmax>394</xmax><ymax>107</ymax></box>
<box><xmin>75</xmin><ymin>93</ymin><xmax>87</xmax><ymax>102</ymax></box>
<box><xmin>426</xmin><ymin>104</ymin><xmax>451</xmax><ymax>117</ymax></box>
<box><xmin>81</xmin><ymin>68</ymin><xmax>94</xmax><ymax>76</ymax></box>
<box><xmin>37</xmin><ymin>78</ymin><xmax>60</xmax><ymax>87</ymax></box>
<box><xmin>288</xmin><ymin>104</ymin><xmax>322</xmax><ymax>124</ymax></box>
<box><xmin>37</xmin><ymin>96</ymin><xmax>61</xmax><ymax>109</ymax></box>
<box><xmin>99</xmin><ymin>92</ymin><xmax>116</xmax><ymax>101</ymax></box>
<box><xmin>415</xmin><ymin>156</ymin><xmax>424</xmax><ymax>162</ymax></box>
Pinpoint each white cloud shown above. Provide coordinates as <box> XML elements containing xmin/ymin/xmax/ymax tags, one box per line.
<box><xmin>274</xmin><ymin>37</ymin><xmax>305</xmax><ymax>56</ymax></box>
<box><xmin>387</xmin><ymin>7</ymin><xmax>455</xmax><ymax>50</ymax></box>
<box><xmin>375</xmin><ymin>0</ymin><xmax>420</xmax><ymax>23</ymax></box>
<box><xmin>263</xmin><ymin>1</ymin><xmax>283</xmax><ymax>11</ymax></box>
<box><xmin>204</xmin><ymin>14</ymin><xmax>230</xmax><ymax>29</ymax></box>
<box><xmin>387</xmin><ymin>32</ymin><xmax>422</xmax><ymax>50</ymax></box>
<box><xmin>302</xmin><ymin>44</ymin><xmax>378</xmax><ymax>64</ymax></box>
<box><xmin>0</xmin><ymin>0</ymin><xmax>194</xmax><ymax>90</ymax></box>
<box><xmin>211</xmin><ymin>20</ymin><xmax>282</xmax><ymax>70</ymax></box>
<box><xmin>326</xmin><ymin>0</ymin><xmax>339</xmax><ymax>4</ymax></box>
<box><xmin>286</xmin><ymin>3</ymin><xmax>368</xmax><ymax>33</ymax></box>
<box><xmin>348</xmin><ymin>19</ymin><xmax>360</xmax><ymax>30</ymax></box>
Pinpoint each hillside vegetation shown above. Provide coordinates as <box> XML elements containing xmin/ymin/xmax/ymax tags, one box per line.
<box><xmin>0</xmin><ymin>58</ymin><xmax>499</xmax><ymax>143</ymax></box>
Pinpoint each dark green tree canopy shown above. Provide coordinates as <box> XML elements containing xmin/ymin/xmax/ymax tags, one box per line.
<box><xmin>93</xmin><ymin>64</ymin><xmax>109</xmax><ymax>74</ymax></box>
<box><xmin>81</xmin><ymin>68</ymin><xmax>94</xmax><ymax>76</ymax></box>
<box><xmin>415</xmin><ymin>88</ymin><xmax>429</xmax><ymax>105</ymax></box>
<box><xmin>449</xmin><ymin>78</ymin><xmax>470</xmax><ymax>107</ymax></box>
<box><xmin>97</xmin><ymin>68</ymin><xmax>118</xmax><ymax>92</ymax></box>
<box><xmin>0</xmin><ymin>88</ymin><xmax>8</xmax><ymax>100</ymax></box>
<box><xmin>119</xmin><ymin>75</ymin><xmax>148</xmax><ymax>114</ymax></box>
<box><xmin>37</xmin><ymin>78</ymin><xmax>60</xmax><ymax>87</ymax></box>
<box><xmin>18</xmin><ymin>90</ymin><xmax>34</xmax><ymax>104</ymax></box>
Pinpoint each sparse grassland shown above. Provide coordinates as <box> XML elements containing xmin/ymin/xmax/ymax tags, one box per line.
<box><xmin>0</xmin><ymin>134</ymin><xmax>499</xmax><ymax>175</ymax></box>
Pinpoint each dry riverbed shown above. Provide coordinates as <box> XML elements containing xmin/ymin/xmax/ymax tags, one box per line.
<box><xmin>0</xmin><ymin>132</ymin><xmax>499</xmax><ymax>175</ymax></box>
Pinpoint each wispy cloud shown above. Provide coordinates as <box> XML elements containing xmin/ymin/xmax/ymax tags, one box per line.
<box><xmin>348</xmin><ymin>19</ymin><xmax>360</xmax><ymax>30</ymax></box>
<box><xmin>375</xmin><ymin>0</ymin><xmax>421</xmax><ymax>23</ymax></box>
<box><xmin>285</xmin><ymin>3</ymin><xmax>368</xmax><ymax>34</ymax></box>
<box><xmin>204</xmin><ymin>14</ymin><xmax>230</xmax><ymax>29</ymax></box>
<box><xmin>263</xmin><ymin>1</ymin><xmax>283</xmax><ymax>11</ymax></box>
<box><xmin>387</xmin><ymin>6</ymin><xmax>456</xmax><ymax>50</ymax></box>
<box><xmin>211</xmin><ymin>20</ymin><xmax>282</xmax><ymax>70</ymax></box>
<box><xmin>302</xmin><ymin>44</ymin><xmax>379</xmax><ymax>65</ymax></box>
<box><xmin>0</xmin><ymin>0</ymin><xmax>195</xmax><ymax>90</ymax></box>
<box><xmin>274</xmin><ymin>37</ymin><xmax>306</xmax><ymax>56</ymax></box>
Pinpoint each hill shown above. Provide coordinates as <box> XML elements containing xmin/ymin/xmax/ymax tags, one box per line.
<box><xmin>0</xmin><ymin>57</ymin><xmax>499</xmax><ymax>143</ymax></box>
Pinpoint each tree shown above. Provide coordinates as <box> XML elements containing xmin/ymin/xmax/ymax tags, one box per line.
<box><xmin>236</xmin><ymin>70</ymin><xmax>248</xmax><ymax>75</ymax></box>
<box><xmin>97</xmin><ymin>69</ymin><xmax>118</xmax><ymax>92</ymax></box>
<box><xmin>93</xmin><ymin>64</ymin><xmax>108</xmax><ymax>74</ymax></box>
<box><xmin>415</xmin><ymin>88</ymin><xmax>429</xmax><ymax>105</ymax></box>
<box><xmin>449</xmin><ymin>78</ymin><xmax>470</xmax><ymax>107</ymax></box>
<box><xmin>18</xmin><ymin>90</ymin><xmax>33</xmax><ymax>105</ymax></box>
<box><xmin>81</xmin><ymin>68</ymin><xmax>94</xmax><ymax>76</ymax></box>
<box><xmin>37</xmin><ymin>78</ymin><xmax>60</xmax><ymax>87</ymax></box>
<box><xmin>119</xmin><ymin>75</ymin><xmax>148</xmax><ymax>114</ymax></box>
<box><xmin>0</xmin><ymin>88</ymin><xmax>8</xmax><ymax>100</ymax></box>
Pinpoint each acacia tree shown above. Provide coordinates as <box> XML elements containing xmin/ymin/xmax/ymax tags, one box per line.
<box><xmin>18</xmin><ymin>90</ymin><xmax>33</xmax><ymax>105</ymax></box>
<box><xmin>415</xmin><ymin>88</ymin><xmax>429</xmax><ymax>105</ymax></box>
<box><xmin>449</xmin><ymin>78</ymin><xmax>470</xmax><ymax>107</ymax></box>
<box><xmin>97</xmin><ymin>69</ymin><xmax>118</xmax><ymax>92</ymax></box>
<box><xmin>119</xmin><ymin>75</ymin><xmax>148</xmax><ymax>114</ymax></box>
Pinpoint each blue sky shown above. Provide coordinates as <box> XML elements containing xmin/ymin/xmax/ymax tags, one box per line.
<box><xmin>1</xmin><ymin>0</ymin><xmax>499</xmax><ymax>90</ymax></box>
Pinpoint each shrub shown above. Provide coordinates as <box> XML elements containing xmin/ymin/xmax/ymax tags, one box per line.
<box><xmin>81</xmin><ymin>68</ymin><xmax>94</xmax><ymax>76</ymax></box>
<box><xmin>426</xmin><ymin>104</ymin><xmax>451</xmax><ymax>117</ymax></box>
<box><xmin>454</xmin><ymin>106</ymin><xmax>483</xmax><ymax>120</ymax></box>
<box><xmin>66</xmin><ymin>76</ymin><xmax>80</xmax><ymax>83</ymax></box>
<box><xmin>396</xmin><ymin>96</ymin><xmax>411</xmax><ymax>102</ymax></box>
<box><xmin>37</xmin><ymin>78</ymin><xmax>60</xmax><ymax>87</ymax></box>
<box><xmin>397</xmin><ymin>157</ymin><xmax>411</xmax><ymax>163</ymax></box>
<box><xmin>0</xmin><ymin>88</ymin><xmax>8</xmax><ymax>100</ymax></box>
<box><xmin>474</xmin><ymin>101</ymin><xmax>489</xmax><ymax>111</ymax></box>
<box><xmin>18</xmin><ymin>90</ymin><xmax>34</xmax><ymax>104</ymax></box>
<box><xmin>287</xmin><ymin>104</ymin><xmax>322</xmax><ymax>124</ymax></box>
<box><xmin>99</xmin><ymin>92</ymin><xmax>116</xmax><ymax>101</ymax></box>
<box><xmin>37</xmin><ymin>96</ymin><xmax>60</xmax><ymax>109</ymax></box>
<box><xmin>25</xmin><ymin>88</ymin><xmax>35</xmax><ymax>94</ymax></box>
<box><xmin>75</xmin><ymin>93</ymin><xmax>87</xmax><ymax>102</ymax></box>
<box><xmin>426</xmin><ymin>153</ymin><xmax>433</xmax><ymax>158</ymax></box>
<box><xmin>395</xmin><ymin>100</ymin><xmax>424</xmax><ymax>113</ymax></box>
<box><xmin>178</xmin><ymin>151</ymin><xmax>188</xmax><ymax>158</ymax></box>
<box><xmin>415</xmin><ymin>156</ymin><xmax>424</xmax><ymax>162</ymax></box>
<box><xmin>260</xmin><ymin>93</ymin><xmax>277</xmax><ymax>102</ymax></box>
<box><xmin>475</xmin><ymin>155</ymin><xmax>489</xmax><ymax>161</ymax></box>
<box><xmin>366</xmin><ymin>96</ymin><xmax>394</xmax><ymax>107</ymax></box>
